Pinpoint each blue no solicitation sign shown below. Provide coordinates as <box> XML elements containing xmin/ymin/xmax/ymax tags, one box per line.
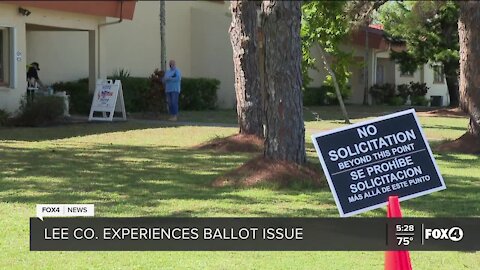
<box><xmin>312</xmin><ymin>109</ymin><xmax>446</xmax><ymax>217</ymax></box>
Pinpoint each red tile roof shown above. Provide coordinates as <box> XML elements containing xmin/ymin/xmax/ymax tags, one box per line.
<box><xmin>368</xmin><ymin>24</ymin><xmax>384</xmax><ymax>30</ymax></box>
<box><xmin>349</xmin><ymin>26</ymin><xmax>389</xmax><ymax>50</ymax></box>
<box><xmin>4</xmin><ymin>1</ymin><xmax>136</xmax><ymax>20</ymax></box>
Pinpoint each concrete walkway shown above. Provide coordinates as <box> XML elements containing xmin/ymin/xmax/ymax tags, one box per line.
<box><xmin>130</xmin><ymin>118</ymin><xmax>238</xmax><ymax>128</ymax></box>
<box><xmin>68</xmin><ymin>115</ymin><xmax>238</xmax><ymax>128</ymax></box>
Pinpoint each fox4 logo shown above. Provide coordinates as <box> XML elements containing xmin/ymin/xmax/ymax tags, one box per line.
<box><xmin>424</xmin><ymin>227</ymin><xmax>464</xmax><ymax>242</ymax></box>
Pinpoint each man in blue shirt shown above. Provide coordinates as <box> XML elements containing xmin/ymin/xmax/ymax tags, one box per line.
<box><xmin>163</xmin><ymin>60</ymin><xmax>181</xmax><ymax>121</ymax></box>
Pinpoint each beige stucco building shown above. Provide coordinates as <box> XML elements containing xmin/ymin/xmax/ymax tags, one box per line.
<box><xmin>0</xmin><ymin>1</ymin><xmax>136</xmax><ymax>113</ymax></box>
<box><xmin>1</xmin><ymin>1</ymin><xmax>449</xmax><ymax>114</ymax></box>
<box><xmin>25</xmin><ymin>1</ymin><xmax>237</xmax><ymax>110</ymax></box>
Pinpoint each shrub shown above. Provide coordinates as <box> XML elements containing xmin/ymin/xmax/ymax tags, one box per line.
<box><xmin>411</xmin><ymin>96</ymin><xmax>429</xmax><ymax>106</ymax></box>
<box><xmin>303</xmin><ymin>87</ymin><xmax>327</xmax><ymax>106</ymax></box>
<box><xmin>180</xmin><ymin>78</ymin><xmax>219</xmax><ymax>110</ymax></box>
<box><xmin>145</xmin><ymin>69</ymin><xmax>167</xmax><ymax>114</ymax></box>
<box><xmin>387</xmin><ymin>96</ymin><xmax>405</xmax><ymax>106</ymax></box>
<box><xmin>12</xmin><ymin>96</ymin><xmax>65</xmax><ymax>126</ymax></box>
<box><xmin>397</xmin><ymin>84</ymin><xmax>410</xmax><ymax>104</ymax></box>
<box><xmin>302</xmin><ymin>85</ymin><xmax>351</xmax><ymax>106</ymax></box>
<box><xmin>369</xmin><ymin>84</ymin><xmax>383</xmax><ymax>103</ymax></box>
<box><xmin>369</xmin><ymin>83</ymin><xmax>396</xmax><ymax>104</ymax></box>
<box><xmin>0</xmin><ymin>109</ymin><xmax>10</xmax><ymax>126</ymax></box>
<box><xmin>409</xmin><ymin>82</ymin><xmax>429</xmax><ymax>97</ymax></box>
<box><xmin>324</xmin><ymin>85</ymin><xmax>351</xmax><ymax>105</ymax></box>
<box><xmin>322</xmin><ymin>74</ymin><xmax>352</xmax><ymax>105</ymax></box>
<box><xmin>394</xmin><ymin>82</ymin><xmax>429</xmax><ymax>106</ymax></box>
<box><xmin>111</xmin><ymin>68</ymin><xmax>131</xmax><ymax>79</ymax></box>
<box><xmin>52</xmin><ymin>78</ymin><xmax>91</xmax><ymax>114</ymax></box>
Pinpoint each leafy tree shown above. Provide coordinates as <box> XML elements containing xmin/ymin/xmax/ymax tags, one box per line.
<box><xmin>301</xmin><ymin>1</ymin><xmax>352</xmax><ymax>123</ymax></box>
<box><xmin>347</xmin><ymin>0</ymin><xmax>480</xmax><ymax>142</ymax></box>
<box><xmin>376</xmin><ymin>1</ymin><xmax>460</xmax><ymax>107</ymax></box>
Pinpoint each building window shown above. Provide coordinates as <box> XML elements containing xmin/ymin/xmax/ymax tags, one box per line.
<box><xmin>358</xmin><ymin>68</ymin><xmax>365</xmax><ymax>83</ymax></box>
<box><xmin>0</xmin><ymin>27</ymin><xmax>11</xmax><ymax>87</ymax></box>
<box><xmin>400</xmin><ymin>69</ymin><xmax>414</xmax><ymax>77</ymax></box>
<box><xmin>376</xmin><ymin>64</ymin><xmax>384</xmax><ymax>84</ymax></box>
<box><xmin>433</xmin><ymin>64</ymin><xmax>444</xmax><ymax>83</ymax></box>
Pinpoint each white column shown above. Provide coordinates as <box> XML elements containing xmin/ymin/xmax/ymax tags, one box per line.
<box><xmin>366</xmin><ymin>49</ymin><xmax>376</xmax><ymax>105</ymax></box>
<box><xmin>88</xmin><ymin>30</ymin><xmax>96</xmax><ymax>93</ymax></box>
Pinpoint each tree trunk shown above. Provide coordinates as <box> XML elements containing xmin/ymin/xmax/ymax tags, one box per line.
<box><xmin>229</xmin><ymin>0</ymin><xmax>264</xmax><ymax>137</ymax></box>
<box><xmin>440</xmin><ymin>10</ymin><xmax>460</xmax><ymax>108</ymax></box>
<box><xmin>317</xmin><ymin>45</ymin><xmax>351</xmax><ymax>124</ymax></box>
<box><xmin>160</xmin><ymin>0</ymin><xmax>166</xmax><ymax>71</ymax></box>
<box><xmin>363</xmin><ymin>21</ymin><xmax>370</xmax><ymax>105</ymax></box>
<box><xmin>458</xmin><ymin>1</ymin><xmax>480</xmax><ymax>137</ymax></box>
<box><xmin>261</xmin><ymin>1</ymin><xmax>306</xmax><ymax>165</ymax></box>
<box><xmin>443</xmin><ymin>60</ymin><xmax>459</xmax><ymax>107</ymax></box>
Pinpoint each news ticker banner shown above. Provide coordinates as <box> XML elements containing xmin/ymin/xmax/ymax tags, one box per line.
<box><xmin>31</xmin><ymin>218</ymin><xmax>479</xmax><ymax>251</ymax></box>
<box><xmin>311</xmin><ymin>109</ymin><xmax>446</xmax><ymax>217</ymax></box>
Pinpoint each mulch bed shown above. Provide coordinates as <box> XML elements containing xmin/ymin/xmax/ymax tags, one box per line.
<box><xmin>417</xmin><ymin>107</ymin><xmax>467</xmax><ymax>118</ymax></box>
<box><xmin>194</xmin><ymin>134</ymin><xmax>264</xmax><ymax>153</ymax></box>
<box><xmin>435</xmin><ymin>132</ymin><xmax>480</xmax><ymax>154</ymax></box>
<box><xmin>211</xmin><ymin>155</ymin><xmax>325</xmax><ymax>188</ymax></box>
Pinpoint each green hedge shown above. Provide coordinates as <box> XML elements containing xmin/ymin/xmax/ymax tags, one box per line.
<box><xmin>52</xmin><ymin>78</ymin><xmax>91</xmax><ymax>114</ymax></box>
<box><xmin>109</xmin><ymin>77</ymin><xmax>150</xmax><ymax>113</ymax></box>
<box><xmin>180</xmin><ymin>78</ymin><xmax>219</xmax><ymax>110</ymax></box>
<box><xmin>52</xmin><ymin>76</ymin><xmax>219</xmax><ymax>114</ymax></box>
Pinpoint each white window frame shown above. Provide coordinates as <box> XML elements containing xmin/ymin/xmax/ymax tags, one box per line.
<box><xmin>432</xmin><ymin>64</ymin><xmax>444</xmax><ymax>84</ymax></box>
<box><xmin>0</xmin><ymin>25</ymin><xmax>16</xmax><ymax>89</ymax></box>
<box><xmin>399</xmin><ymin>69</ymin><xmax>414</xmax><ymax>78</ymax></box>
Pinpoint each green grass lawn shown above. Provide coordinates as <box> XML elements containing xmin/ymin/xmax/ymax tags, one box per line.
<box><xmin>0</xmin><ymin>106</ymin><xmax>478</xmax><ymax>269</ymax></box>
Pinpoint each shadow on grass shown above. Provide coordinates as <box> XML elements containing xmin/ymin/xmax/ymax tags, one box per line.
<box><xmin>0</xmin><ymin>121</ymin><xmax>178</xmax><ymax>142</ymax></box>
<box><xmin>0</xmin><ymin>142</ymin><xmax>335</xmax><ymax>217</ymax></box>
<box><xmin>400</xmin><ymin>150</ymin><xmax>480</xmax><ymax>217</ymax></box>
<box><xmin>401</xmin><ymin>174</ymin><xmax>480</xmax><ymax>216</ymax></box>
<box><xmin>434</xmin><ymin>150</ymin><xmax>480</xmax><ymax>164</ymax></box>
<box><xmin>303</xmin><ymin>105</ymin><xmax>410</xmax><ymax>122</ymax></box>
<box><xmin>422</xmin><ymin>124</ymin><xmax>467</xmax><ymax>132</ymax></box>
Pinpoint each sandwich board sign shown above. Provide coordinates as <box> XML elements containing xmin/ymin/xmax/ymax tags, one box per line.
<box><xmin>311</xmin><ymin>109</ymin><xmax>446</xmax><ymax>217</ymax></box>
<box><xmin>88</xmin><ymin>79</ymin><xmax>126</xmax><ymax>121</ymax></box>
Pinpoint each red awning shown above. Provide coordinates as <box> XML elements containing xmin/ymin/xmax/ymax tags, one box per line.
<box><xmin>4</xmin><ymin>1</ymin><xmax>136</xmax><ymax>20</ymax></box>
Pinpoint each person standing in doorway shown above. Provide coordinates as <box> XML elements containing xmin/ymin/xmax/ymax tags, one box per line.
<box><xmin>26</xmin><ymin>62</ymin><xmax>45</xmax><ymax>103</ymax></box>
<box><xmin>163</xmin><ymin>60</ymin><xmax>181</xmax><ymax>121</ymax></box>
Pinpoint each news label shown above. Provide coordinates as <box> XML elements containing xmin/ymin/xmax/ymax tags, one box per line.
<box><xmin>30</xmin><ymin>218</ymin><xmax>479</xmax><ymax>251</ymax></box>
<box><xmin>36</xmin><ymin>204</ymin><xmax>94</xmax><ymax>220</ymax></box>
